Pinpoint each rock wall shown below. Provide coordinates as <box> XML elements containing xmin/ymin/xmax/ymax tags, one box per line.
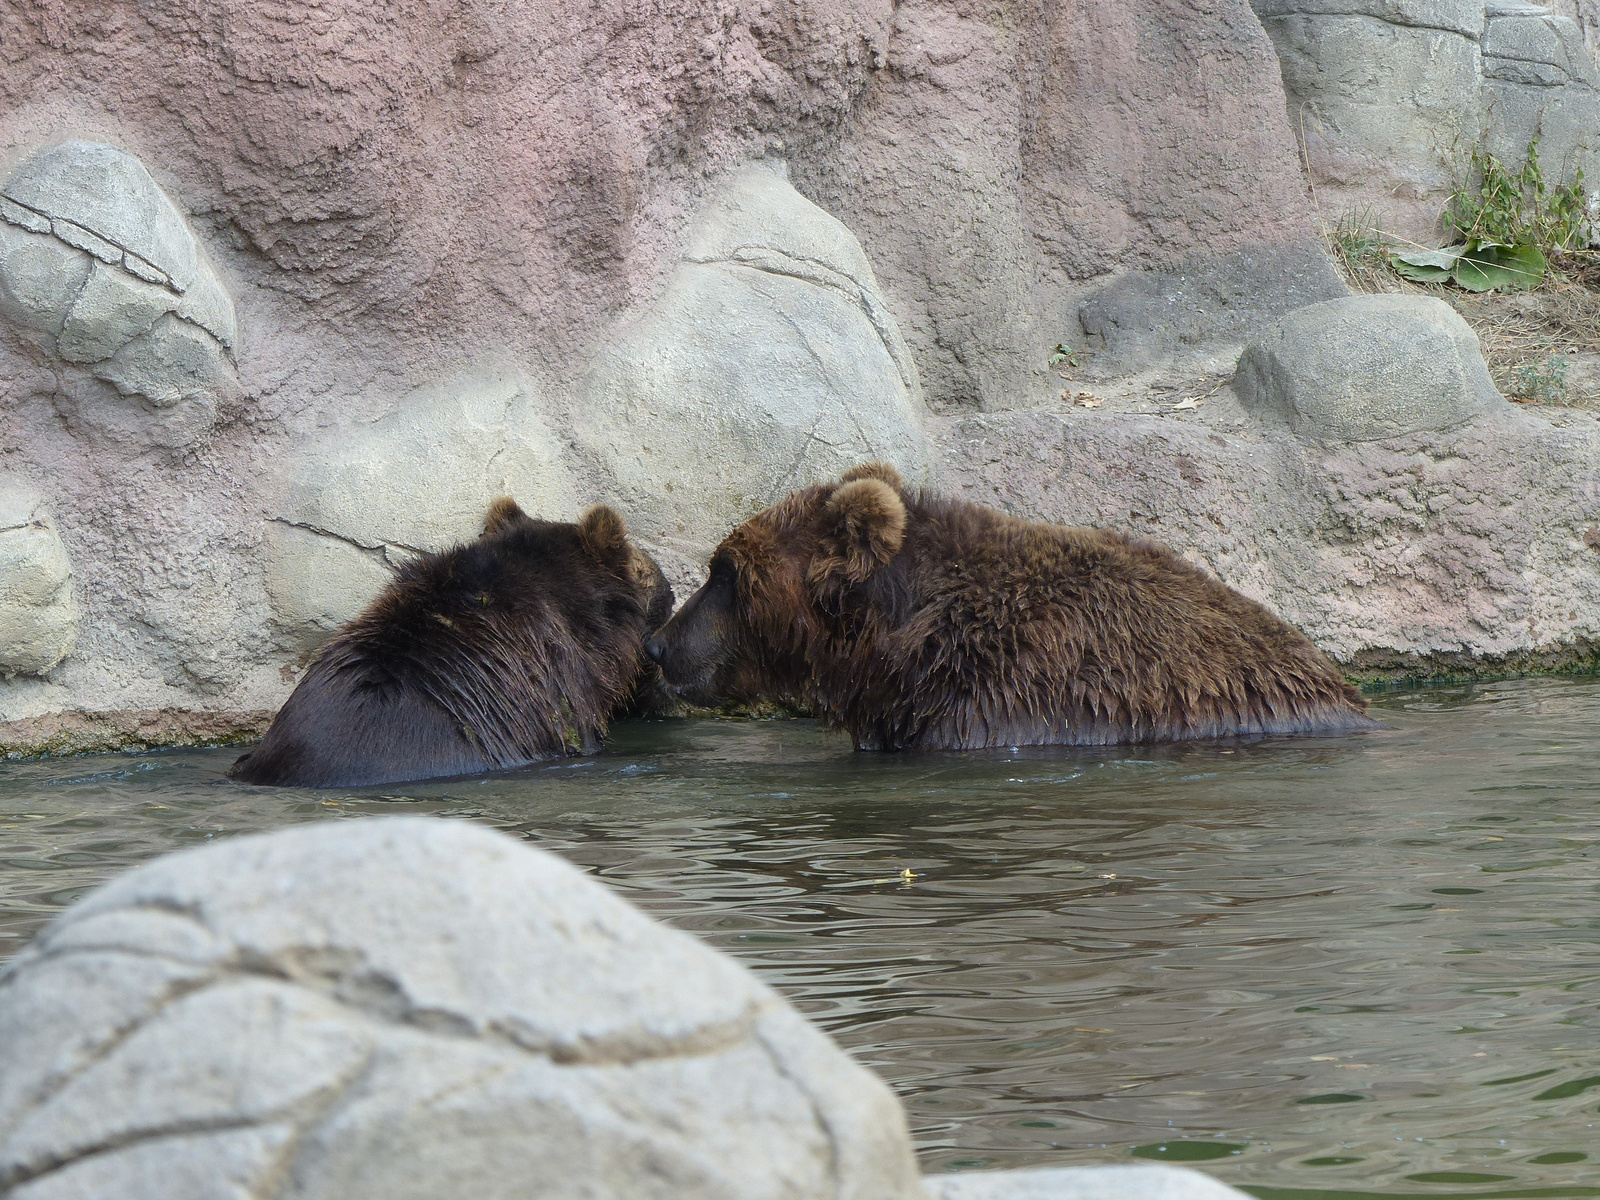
<box><xmin>0</xmin><ymin>0</ymin><xmax>1349</xmax><ymax>751</ymax></box>
<box><xmin>1255</xmin><ymin>0</ymin><xmax>1600</xmax><ymax>242</ymax></box>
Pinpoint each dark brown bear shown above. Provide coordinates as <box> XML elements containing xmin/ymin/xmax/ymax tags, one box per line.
<box><xmin>646</xmin><ymin>463</ymin><xmax>1376</xmax><ymax>749</ymax></box>
<box><xmin>231</xmin><ymin>499</ymin><xmax>674</xmax><ymax>787</ymax></box>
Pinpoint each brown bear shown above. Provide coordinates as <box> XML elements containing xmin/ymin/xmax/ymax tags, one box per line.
<box><xmin>231</xmin><ymin>498</ymin><xmax>673</xmax><ymax>787</ymax></box>
<box><xmin>646</xmin><ymin>463</ymin><xmax>1377</xmax><ymax>749</ymax></box>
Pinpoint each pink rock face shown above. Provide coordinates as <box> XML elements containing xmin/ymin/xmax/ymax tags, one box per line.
<box><xmin>795</xmin><ymin>0</ymin><xmax>1329</xmax><ymax>406</ymax></box>
<box><xmin>3</xmin><ymin>0</ymin><xmax>1316</xmax><ymax>394</ymax></box>
<box><xmin>2</xmin><ymin>0</ymin><xmax>891</xmax><ymax>372</ymax></box>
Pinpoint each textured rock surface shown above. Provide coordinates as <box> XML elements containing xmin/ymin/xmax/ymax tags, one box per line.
<box><xmin>0</xmin><ymin>484</ymin><xmax>77</xmax><ymax>677</ymax></box>
<box><xmin>796</xmin><ymin>0</ymin><xmax>1335</xmax><ymax>396</ymax></box>
<box><xmin>0</xmin><ymin>818</ymin><xmax>926</xmax><ymax>1200</ymax></box>
<box><xmin>924</xmin><ymin>1165</ymin><xmax>1252</xmax><ymax>1200</ymax></box>
<box><xmin>573</xmin><ymin>165</ymin><xmax>934</xmax><ymax>561</ymax></box>
<box><xmin>0</xmin><ymin>141</ymin><xmax>237</xmax><ymax>449</ymax></box>
<box><xmin>1256</xmin><ymin>0</ymin><xmax>1600</xmax><ymax>241</ymax></box>
<box><xmin>1235</xmin><ymin>294</ymin><xmax>1510</xmax><ymax>440</ymax></box>
<box><xmin>937</xmin><ymin>403</ymin><xmax>1600</xmax><ymax>674</ymax></box>
<box><xmin>2</xmin><ymin>0</ymin><xmax>1594</xmax><ymax>753</ymax></box>
<box><xmin>0</xmin><ymin>0</ymin><xmax>1341</xmax><ymax>750</ymax></box>
<box><xmin>1551</xmin><ymin>0</ymin><xmax>1600</xmax><ymax>64</ymax></box>
<box><xmin>265</xmin><ymin>372</ymin><xmax>580</xmax><ymax>647</ymax></box>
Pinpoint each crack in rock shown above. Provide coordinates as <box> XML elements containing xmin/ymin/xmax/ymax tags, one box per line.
<box><xmin>688</xmin><ymin>244</ymin><xmax>920</xmax><ymax>396</ymax></box>
<box><xmin>267</xmin><ymin>518</ymin><xmax>412</xmax><ymax>569</ymax></box>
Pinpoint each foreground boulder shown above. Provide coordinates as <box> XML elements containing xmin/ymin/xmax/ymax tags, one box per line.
<box><xmin>0</xmin><ymin>818</ymin><xmax>1249</xmax><ymax>1200</ymax></box>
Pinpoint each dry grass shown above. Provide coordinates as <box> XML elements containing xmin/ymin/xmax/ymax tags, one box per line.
<box><xmin>1324</xmin><ymin>220</ymin><xmax>1600</xmax><ymax>410</ymax></box>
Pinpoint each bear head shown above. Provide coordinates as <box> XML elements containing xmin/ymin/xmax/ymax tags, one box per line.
<box><xmin>486</xmin><ymin>495</ymin><xmax>675</xmax><ymax>634</ymax></box>
<box><xmin>645</xmin><ymin>463</ymin><xmax>907</xmax><ymax>707</ymax></box>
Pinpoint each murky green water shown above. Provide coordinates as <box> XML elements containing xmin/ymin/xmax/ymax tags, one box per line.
<box><xmin>4</xmin><ymin>677</ymin><xmax>1600</xmax><ymax>1197</ymax></box>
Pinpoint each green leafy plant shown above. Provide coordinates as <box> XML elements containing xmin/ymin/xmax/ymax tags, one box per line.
<box><xmin>1391</xmin><ymin>241</ymin><xmax>1547</xmax><ymax>291</ymax></box>
<box><xmin>1511</xmin><ymin>354</ymin><xmax>1570</xmax><ymax>404</ymax></box>
<box><xmin>1390</xmin><ymin>138</ymin><xmax>1592</xmax><ymax>292</ymax></box>
<box><xmin>1048</xmin><ymin>343</ymin><xmax>1081</xmax><ymax>369</ymax></box>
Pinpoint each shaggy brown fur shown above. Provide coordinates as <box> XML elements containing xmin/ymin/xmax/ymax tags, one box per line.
<box><xmin>646</xmin><ymin>463</ymin><xmax>1376</xmax><ymax>749</ymax></box>
<box><xmin>231</xmin><ymin>500</ymin><xmax>673</xmax><ymax>787</ymax></box>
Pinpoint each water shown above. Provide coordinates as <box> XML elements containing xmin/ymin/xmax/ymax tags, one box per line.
<box><xmin>3</xmin><ymin>677</ymin><xmax>1600</xmax><ymax>1197</ymax></box>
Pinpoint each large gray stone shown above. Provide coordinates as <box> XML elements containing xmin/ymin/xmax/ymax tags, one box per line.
<box><xmin>0</xmin><ymin>818</ymin><xmax>926</xmax><ymax>1200</ymax></box>
<box><xmin>1550</xmin><ymin>0</ymin><xmax>1600</xmax><ymax>67</ymax></box>
<box><xmin>1234</xmin><ymin>294</ymin><xmax>1510</xmax><ymax>441</ymax></box>
<box><xmin>572</xmin><ymin>164</ymin><xmax>935</xmax><ymax>560</ymax></box>
<box><xmin>3</xmin><ymin>142</ymin><xmax>205</xmax><ymax>294</ymax></box>
<box><xmin>0</xmin><ymin>484</ymin><xmax>77</xmax><ymax>678</ymax></box>
<box><xmin>0</xmin><ymin>141</ymin><xmax>237</xmax><ymax>448</ymax></box>
<box><xmin>265</xmin><ymin>371</ymin><xmax>581</xmax><ymax>649</ymax></box>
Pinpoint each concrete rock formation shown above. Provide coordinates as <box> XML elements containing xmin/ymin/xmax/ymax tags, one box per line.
<box><xmin>0</xmin><ymin>817</ymin><xmax>1251</xmax><ymax>1200</ymax></box>
<box><xmin>1</xmin><ymin>0</ymin><xmax>1598</xmax><ymax>752</ymax></box>
<box><xmin>1235</xmin><ymin>294</ymin><xmax>1511</xmax><ymax>440</ymax></box>
<box><xmin>265</xmin><ymin>373</ymin><xmax>580</xmax><ymax>648</ymax></box>
<box><xmin>574</xmin><ymin>164</ymin><xmax>934</xmax><ymax>561</ymax></box>
<box><xmin>0</xmin><ymin>141</ymin><xmax>237</xmax><ymax>449</ymax></box>
<box><xmin>1551</xmin><ymin>0</ymin><xmax>1600</xmax><ymax>65</ymax></box>
<box><xmin>0</xmin><ymin>484</ymin><xmax>77</xmax><ymax>677</ymax></box>
<box><xmin>938</xmin><ymin>401</ymin><xmax>1600</xmax><ymax>675</ymax></box>
<box><xmin>1255</xmin><ymin>0</ymin><xmax>1600</xmax><ymax>241</ymax></box>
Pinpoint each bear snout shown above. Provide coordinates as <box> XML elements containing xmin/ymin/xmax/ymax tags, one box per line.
<box><xmin>644</xmin><ymin>637</ymin><xmax>666</xmax><ymax>664</ymax></box>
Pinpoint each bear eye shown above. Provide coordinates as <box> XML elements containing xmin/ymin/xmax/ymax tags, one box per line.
<box><xmin>477</xmin><ymin>593</ymin><xmax>490</xmax><ymax>607</ymax></box>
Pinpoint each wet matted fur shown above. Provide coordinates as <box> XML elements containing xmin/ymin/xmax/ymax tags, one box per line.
<box><xmin>232</xmin><ymin>499</ymin><xmax>673</xmax><ymax>786</ymax></box>
<box><xmin>648</xmin><ymin>463</ymin><xmax>1376</xmax><ymax>750</ymax></box>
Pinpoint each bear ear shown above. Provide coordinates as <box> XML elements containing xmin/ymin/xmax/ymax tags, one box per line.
<box><xmin>577</xmin><ymin>504</ymin><xmax>630</xmax><ymax>565</ymax></box>
<box><xmin>484</xmin><ymin>496</ymin><xmax>528</xmax><ymax>534</ymax></box>
<box><xmin>816</xmin><ymin>478</ymin><xmax>907</xmax><ymax>584</ymax></box>
<box><xmin>839</xmin><ymin>461</ymin><xmax>904</xmax><ymax>491</ymax></box>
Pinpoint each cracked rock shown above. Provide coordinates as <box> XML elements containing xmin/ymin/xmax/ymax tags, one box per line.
<box><xmin>0</xmin><ymin>818</ymin><xmax>926</xmax><ymax>1200</ymax></box>
<box><xmin>0</xmin><ymin>141</ymin><xmax>237</xmax><ymax>446</ymax></box>
<box><xmin>262</xmin><ymin>372</ymin><xmax>580</xmax><ymax>650</ymax></box>
<box><xmin>1235</xmin><ymin>294</ymin><xmax>1511</xmax><ymax>441</ymax></box>
<box><xmin>572</xmin><ymin>163</ymin><xmax>935</xmax><ymax>560</ymax></box>
<box><xmin>0</xmin><ymin>483</ymin><xmax>78</xmax><ymax>677</ymax></box>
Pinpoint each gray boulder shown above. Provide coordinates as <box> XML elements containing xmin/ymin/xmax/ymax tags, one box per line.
<box><xmin>1235</xmin><ymin>294</ymin><xmax>1510</xmax><ymax>441</ymax></box>
<box><xmin>0</xmin><ymin>141</ymin><xmax>237</xmax><ymax>449</ymax></box>
<box><xmin>573</xmin><ymin>163</ymin><xmax>935</xmax><ymax>560</ymax></box>
<box><xmin>264</xmin><ymin>372</ymin><xmax>580</xmax><ymax>649</ymax></box>
<box><xmin>0</xmin><ymin>818</ymin><xmax>926</xmax><ymax>1200</ymax></box>
<box><xmin>0</xmin><ymin>484</ymin><xmax>77</xmax><ymax>677</ymax></box>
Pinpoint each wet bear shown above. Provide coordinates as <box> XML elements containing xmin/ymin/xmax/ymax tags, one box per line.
<box><xmin>232</xmin><ymin>499</ymin><xmax>674</xmax><ymax>787</ymax></box>
<box><xmin>646</xmin><ymin>463</ymin><xmax>1376</xmax><ymax>750</ymax></box>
